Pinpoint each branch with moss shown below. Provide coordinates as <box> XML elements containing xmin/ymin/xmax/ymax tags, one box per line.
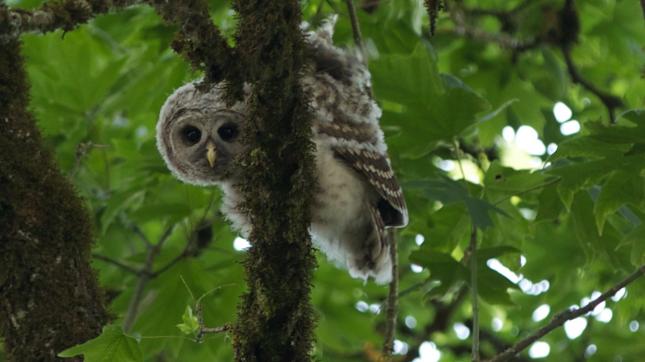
<box><xmin>229</xmin><ymin>1</ymin><xmax>316</xmax><ymax>360</ymax></box>
<box><xmin>424</xmin><ymin>0</ymin><xmax>443</xmax><ymax>35</ymax></box>
<box><xmin>0</xmin><ymin>0</ymin><xmax>239</xmax><ymax>84</ymax></box>
<box><xmin>145</xmin><ymin>0</ymin><xmax>240</xmax><ymax>85</ymax></box>
<box><xmin>0</xmin><ymin>33</ymin><xmax>108</xmax><ymax>360</ymax></box>
<box><xmin>484</xmin><ymin>263</ymin><xmax>645</xmax><ymax>362</ymax></box>
<box><xmin>0</xmin><ymin>0</ymin><xmax>138</xmax><ymax>40</ymax></box>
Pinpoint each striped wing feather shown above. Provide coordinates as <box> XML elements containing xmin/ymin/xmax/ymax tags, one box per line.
<box><xmin>333</xmin><ymin>147</ymin><xmax>408</xmax><ymax>228</ymax></box>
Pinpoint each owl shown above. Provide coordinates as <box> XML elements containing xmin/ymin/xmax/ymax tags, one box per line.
<box><xmin>156</xmin><ymin>18</ymin><xmax>407</xmax><ymax>284</ymax></box>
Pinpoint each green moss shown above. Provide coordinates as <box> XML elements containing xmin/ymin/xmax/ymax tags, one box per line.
<box><xmin>231</xmin><ymin>1</ymin><xmax>317</xmax><ymax>361</ymax></box>
<box><xmin>0</xmin><ymin>35</ymin><xmax>108</xmax><ymax>361</ymax></box>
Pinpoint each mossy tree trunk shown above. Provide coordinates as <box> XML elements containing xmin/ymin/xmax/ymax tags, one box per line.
<box><xmin>232</xmin><ymin>1</ymin><xmax>317</xmax><ymax>361</ymax></box>
<box><xmin>0</xmin><ymin>36</ymin><xmax>109</xmax><ymax>361</ymax></box>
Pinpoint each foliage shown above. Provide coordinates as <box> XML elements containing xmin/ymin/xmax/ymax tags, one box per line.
<box><xmin>58</xmin><ymin>326</ymin><xmax>143</xmax><ymax>362</ymax></box>
<box><xmin>2</xmin><ymin>0</ymin><xmax>644</xmax><ymax>361</ymax></box>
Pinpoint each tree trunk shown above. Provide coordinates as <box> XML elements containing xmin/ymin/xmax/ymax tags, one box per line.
<box><xmin>0</xmin><ymin>36</ymin><xmax>108</xmax><ymax>361</ymax></box>
<box><xmin>231</xmin><ymin>1</ymin><xmax>317</xmax><ymax>361</ymax></box>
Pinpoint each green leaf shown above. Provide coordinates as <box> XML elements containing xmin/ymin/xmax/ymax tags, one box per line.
<box><xmin>406</xmin><ymin>177</ymin><xmax>509</xmax><ymax>228</ymax></box>
<box><xmin>59</xmin><ymin>325</ymin><xmax>143</xmax><ymax>362</ymax></box>
<box><xmin>477</xmin><ymin>246</ymin><xmax>521</xmax><ymax>261</ymax></box>
<box><xmin>100</xmin><ymin>190</ymin><xmax>145</xmax><ymax>235</ymax></box>
<box><xmin>623</xmin><ymin>224</ymin><xmax>645</xmax><ymax>267</ymax></box>
<box><xmin>551</xmin><ymin>136</ymin><xmax>632</xmax><ymax>160</ymax></box>
<box><xmin>549</xmin><ymin>159</ymin><xmax>616</xmax><ymax>209</ymax></box>
<box><xmin>371</xmin><ymin>44</ymin><xmax>489</xmax><ymax>157</ymax></box>
<box><xmin>424</xmin><ymin>204</ymin><xmax>470</xmax><ymax>251</ymax></box>
<box><xmin>549</xmin><ymin>155</ymin><xmax>645</xmax><ymax>209</ymax></box>
<box><xmin>484</xmin><ymin>162</ymin><xmax>550</xmax><ymax>195</ymax></box>
<box><xmin>476</xmin><ymin>265</ymin><xmax>518</xmax><ymax>306</ymax></box>
<box><xmin>177</xmin><ymin>306</ymin><xmax>200</xmax><ymax>335</ymax></box>
<box><xmin>594</xmin><ymin>170</ymin><xmax>644</xmax><ymax>235</ymax></box>
<box><xmin>476</xmin><ymin>98</ymin><xmax>518</xmax><ymax>124</ymax></box>
<box><xmin>409</xmin><ymin>248</ymin><xmax>469</xmax><ymax>298</ymax></box>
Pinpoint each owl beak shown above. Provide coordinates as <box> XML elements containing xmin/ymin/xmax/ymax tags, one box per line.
<box><xmin>206</xmin><ymin>141</ymin><xmax>217</xmax><ymax>168</ymax></box>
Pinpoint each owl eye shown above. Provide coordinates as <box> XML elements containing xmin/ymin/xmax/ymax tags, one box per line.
<box><xmin>217</xmin><ymin>123</ymin><xmax>238</xmax><ymax>142</ymax></box>
<box><xmin>182</xmin><ymin>126</ymin><xmax>202</xmax><ymax>145</ymax></box>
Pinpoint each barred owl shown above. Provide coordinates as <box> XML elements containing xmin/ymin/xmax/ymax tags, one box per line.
<box><xmin>156</xmin><ymin>18</ymin><xmax>407</xmax><ymax>284</ymax></box>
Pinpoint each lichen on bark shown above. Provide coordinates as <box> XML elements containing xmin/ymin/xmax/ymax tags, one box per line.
<box><xmin>0</xmin><ymin>34</ymin><xmax>108</xmax><ymax>361</ymax></box>
<box><xmin>231</xmin><ymin>0</ymin><xmax>317</xmax><ymax>360</ymax></box>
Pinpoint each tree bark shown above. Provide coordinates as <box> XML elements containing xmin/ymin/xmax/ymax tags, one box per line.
<box><xmin>0</xmin><ymin>34</ymin><xmax>108</xmax><ymax>361</ymax></box>
<box><xmin>231</xmin><ymin>1</ymin><xmax>317</xmax><ymax>361</ymax></box>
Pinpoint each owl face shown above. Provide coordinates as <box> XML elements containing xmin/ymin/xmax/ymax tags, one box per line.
<box><xmin>156</xmin><ymin>83</ymin><xmax>246</xmax><ymax>186</ymax></box>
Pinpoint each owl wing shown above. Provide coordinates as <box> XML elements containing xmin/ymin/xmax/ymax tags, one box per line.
<box><xmin>305</xmin><ymin>18</ymin><xmax>407</xmax><ymax>228</ymax></box>
<box><xmin>332</xmin><ymin>145</ymin><xmax>408</xmax><ymax>228</ymax></box>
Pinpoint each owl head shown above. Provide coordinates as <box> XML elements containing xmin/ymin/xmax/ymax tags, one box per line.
<box><xmin>156</xmin><ymin>82</ymin><xmax>247</xmax><ymax>186</ymax></box>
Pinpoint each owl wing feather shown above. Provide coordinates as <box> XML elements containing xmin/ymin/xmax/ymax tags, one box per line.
<box><xmin>306</xmin><ymin>17</ymin><xmax>408</xmax><ymax>228</ymax></box>
<box><xmin>333</xmin><ymin>146</ymin><xmax>408</xmax><ymax>228</ymax></box>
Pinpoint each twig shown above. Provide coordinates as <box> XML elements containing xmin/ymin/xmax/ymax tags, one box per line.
<box><xmin>150</xmin><ymin>252</ymin><xmax>186</xmax><ymax>278</ymax></box>
<box><xmin>483</xmin><ymin>263</ymin><xmax>645</xmax><ymax>362</ymax></box>
<box><xmin>561</xmin><ymin>46</ymin><xmax>623</xmax><ymax>124</ymax></box>
<box><xmin>641</xmin><ymin>0</ymin><xmax>645</xmax><ymax>21</ymax></box>
<box><xmin>194</xmin><ymin>301</ymin><xmax>230</xmax><ymax>342</ymax></box>
<box><xmin>200</xmin><ymin>325</ymin><xmax>229</xmax><ymax>334</ymax></box>
<box><xmin>92</xmin><ymin>253</ymin><xmax>142</xmax><ymax>276</ymax></box>
<box><xmin>446</xmin><ymin>5</ymin><xmax>538</xmax><ymax>52</ymax></box>
<box><xmin>469</xmin><ymin>226</ymin><xmax>480</xmax><ymax>362</ymax></box>
<box><xmin>129</xmin><ymin>222</ymin><xmax>153</xmax><ymax>248</ymax></box>
<box><xmin>382</xmin><ymin>230</ymin><xmax>399</xmax><ymax>357</ymax></box>
<box><xmin>344</xmin><ymin>0</ymin><xmax>366</xmax><ymax>64</ymax></box>
<box><xmin>123</xmin><ymin>225</ymin><xmax>174</xmax><ymax>331</ymax></box>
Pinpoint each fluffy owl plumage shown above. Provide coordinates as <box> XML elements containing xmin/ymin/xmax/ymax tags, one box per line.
<box><xmin>156</xmin><ymin>18</ymin><xmax>407</xmax><ymax>284</ymax></box>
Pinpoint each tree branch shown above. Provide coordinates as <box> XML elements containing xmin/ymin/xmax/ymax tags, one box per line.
<box><xmin>424</xmin><ymin>0</ymin><xmax>443</xmax><ymax>35</ymax></box>
<box><xmin>92</xmin><ymin>253</ymin><xmax>143</xmax><ymax>276</ymax></box>
<box><xmin>0</xmin><ymin>32</ymin><xmax>108</xmax><ymax>361</ymax></box>
<box><xmin>345</xmin><ymin>0</ymin><xmax>367</xmax><ymax>63</ymax></box>
<box><xmin>382</xmin><ymin>230</ymin><xmax>399</xmax><ymax>356</ymax></box>
<box><xmin>445</xmin><ymin>6</ymin><xmax>538</xmax><ymax>52</ymax></box>
<box><xmin>484</xmin><ymin>263</ymin><xmax>645</xmax><ymax>362</ymax></box>
<box><xmin>194</xmin><ymin>301</ymin><xmax>230</xmax><ymax>342</ymax></box>
<box><xmin>0</xmin><ymin>0</ymin><xmax>139</xmax><ymax>40</ymax></box>
<box><xmin>231</xmin><ymin>1</ymin><xmax>317</xmax><ymax>360</ymax></box>
<box><xmin>146</xmin><ymin>0</ymin><xmax>240</xmax><ymax>85</ymax></box>
<box><xmin>0</xmin><ymin>0</ymin><xmax>240</xmax><ymax>85</ymax></box>
<box><xmin>561</xmin><ymin>45</ymin><xmax>623</xmax><ymax>124</ymax></box>
<box><xmin>123</xmin><ymin>225</ymin><xmax>174</xmax><ymax>331</ymax></box>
